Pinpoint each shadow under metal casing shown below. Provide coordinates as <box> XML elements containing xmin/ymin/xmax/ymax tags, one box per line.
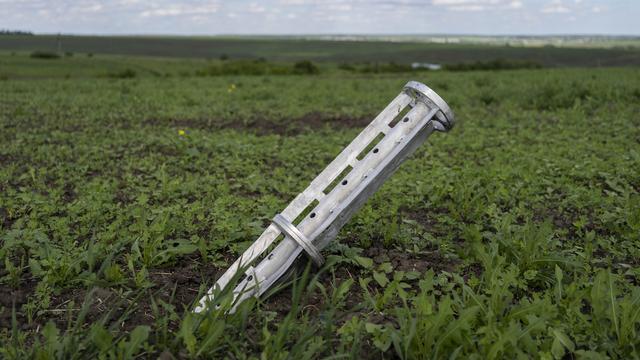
<box><xmin>194</xmin><ymin>80</ymin><xmax>454</xmax><ymax>314</ymax></box>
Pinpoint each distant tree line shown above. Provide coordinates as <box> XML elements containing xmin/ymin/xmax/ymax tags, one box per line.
<box><xmin>443</xmin><ymin>58</ymin><xmax>542</xmax><ymax>71</ymax></box>
<box><xmin>338</xmin><ymin>59</ymin><xmax>543</xmax><ymax>73</ymax></box>
<box><xmin>0</xmin><ymin>29</ymin><xmax>34</xmax><ymax>35</ymax></box>
<box><xmin>195</xmin><ymin>59</ymin><xmax>320</xmax><ymax>76</ymax></box>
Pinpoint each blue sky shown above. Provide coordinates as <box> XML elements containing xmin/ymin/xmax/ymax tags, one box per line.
<box><xmin>1</xmin><ymin>0</ymin><xmax>637</xmax><ymax>35</ymax></box>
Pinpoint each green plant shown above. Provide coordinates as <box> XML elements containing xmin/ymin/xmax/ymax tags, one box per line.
<box><xmin>29</xmin><ymin>51</ymin><xmax>60</xmax><ymax>59</ymax></box>
<box><xmin>293</xmin><ymin>60</ymin><xmax>319</xmax><ymax>75</ymax></box>
<box><xmin>106</xmin><ymin>68</ymin><xmax>136</xmax><ymax>79</ymax></box>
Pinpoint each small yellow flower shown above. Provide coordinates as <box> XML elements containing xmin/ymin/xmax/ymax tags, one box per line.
<box><xmin>227</xmin><ymin>83</ymin><xmax>236</xmax><ymax>93</ymax></box>
<box><xmin>178</xmin><ymin>129</ymin><xmax>186</xmax><ymax>136</ymax></box>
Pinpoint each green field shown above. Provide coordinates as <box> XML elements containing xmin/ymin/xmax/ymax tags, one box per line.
<box><xmin>3</xmin><ymin>35</ymin><xmax>640</xmax><ymax>67</ymax></box>
<box><xmin>1</xmin><ymin>50</ymin><xmax>640</xmax><ymax>359</ymax></box>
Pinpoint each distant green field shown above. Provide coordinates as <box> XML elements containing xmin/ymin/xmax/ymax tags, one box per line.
<box><xmin>2</xmin><ymin>35</ymin><xmax>640</xmax><ymax>67</ymax></box>
<box><xmin>1</xmin><ymin>52</ymin><xmax>639</xmax><ymax>358</ymax></box>
<box><xmin>0</xmin><ymin>52</ymin><xmax>213</xmax><ymax>79</ymax></box>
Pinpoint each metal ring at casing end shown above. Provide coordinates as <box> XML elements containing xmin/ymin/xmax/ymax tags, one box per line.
<box><xmin>272</xmin><ymin>214</ymin><xmax>324</xmax><ymax>266</ymax></box>
<box><xmin>403</xmin><ymin>81</ymin><xmax>455</xmax><ymax>131</ymax></box>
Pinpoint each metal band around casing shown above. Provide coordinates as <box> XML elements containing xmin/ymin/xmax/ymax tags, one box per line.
<box><xmin>404</xmin><ymin>81</ymin><xmax>455</xmax><ymax>132</ymax></box>
<box><xmin>272</xmin><ymin>214</ymin><xmax>324</xmax><ymax>266</ymax></box>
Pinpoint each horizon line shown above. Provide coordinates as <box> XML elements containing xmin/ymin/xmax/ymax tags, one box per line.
<box><xmin>6</xmin><ymin>32</ymin><xmax>640</xmax><ymax>38</ymax></box>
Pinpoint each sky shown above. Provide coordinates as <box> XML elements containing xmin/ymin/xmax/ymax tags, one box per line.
<box><xmin>1</xmin><ymin>0</ymin><xmax>638</xmax><ymax>36</ymax></box>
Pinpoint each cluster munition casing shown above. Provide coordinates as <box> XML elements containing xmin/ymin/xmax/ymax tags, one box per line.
<box><xmin>195</xmin><ymin>81</ymin><xmax>454</xmax><ymax>313</ymax></box>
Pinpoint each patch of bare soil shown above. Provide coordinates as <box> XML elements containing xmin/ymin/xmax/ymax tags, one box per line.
<box><xmin>261</xmin><ymin>242</ymin><xmax>458</xmax><ymax>320</ymax></box>
<box><xmin>147</xmin><ymin>254</ymin><xmax>221</xmax><ymax>313</ymax></box>
<box><xmin>401</xmin><ymin>206</ymin><xmax>451</xmax><ymax>237</ymax></box>
<box><xmin>0</xmin><ymin>153</ymin><xmax>14</xmax><ymax>165</ymax></box>
<box><xmin>0</xmin><ymin>206</ymin><xmax>14</xmax><ymax>229</ymax></box>
<box><xmin>365</xmin><ymin>246</ymin><xmax>457</xmax><ymax>273</ymax></box>
<box><xmin>0</xmin><ymin>277</ymin><xmax>38</xmax><ymax>331</ymax></box>
<box><xmin>254</xmin><ymin>243</ymin><xmax>459</xmax><ymax>358</ymax></box>
<box><xmin>5</xmin><ymin>254</ymin><xmax>222</xmax><ymax>335</ymax></box>
<box><xmin>144</xmin><ymin>112</ymin><xmax>372</xmax><ymax>136</ymax></box>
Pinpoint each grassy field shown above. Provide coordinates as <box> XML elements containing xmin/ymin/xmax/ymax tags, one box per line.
<box><xmin>1</xmin><ymin>51</ymin><xmax>639</xmax><ymax>358</ymax></box>
<box><xmin>3</xmin><ymin>35</ymin><xmax>640</xmax><ymax>67</ymax></box>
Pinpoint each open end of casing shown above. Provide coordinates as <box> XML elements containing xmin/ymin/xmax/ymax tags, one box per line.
<box><xmin>403</xmin><ymin>81</ymin><xmax>455</xmax><ymax>132</ymax></box>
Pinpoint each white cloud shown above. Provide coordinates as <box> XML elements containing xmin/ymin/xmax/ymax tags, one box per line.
<box><xmin>247</xmin><ymin>2</ymin><xmax>266</xmax><ymax>13</ymax></box>
<box><xmin>432</xmin><ymin>0</ymin><xmax>521</xmax><ymax>12</ymax></box>
<box><xmin>541</xmin><ymin>5</ymin><xmax>569</xmax><ymax>13</ymax></box>
<box><xmin>541</xmin><ymin>0</ymin><xmax>570</xmax><ymax>14</ymax></box>
<box><xmin>140</xmin><ymin>3</ymin><xmax>219</xmax><ymax>17</ymax></box>
<box><xmin>449</xmin><ymin>5</ymin><xmax>485</xmax><ymax>11</ymax></box>
<box><xmin>507</xmin><ymin>1</ymin><xmax>523</xmax><ymax>9</ymax></box>
<box><xmin>433</xmin><ymin>0</ymin><xmax>497</xmax><ymax>4</ymax></box>
<box><xmin>76</xmin><ymin>3</ymin><xmax>103</xmax><ymax>13</ymax></box>
<box><xmin>328</xmin><ymin>3</ymin><xmax>352</xmax><ymax>11</ymax></box>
